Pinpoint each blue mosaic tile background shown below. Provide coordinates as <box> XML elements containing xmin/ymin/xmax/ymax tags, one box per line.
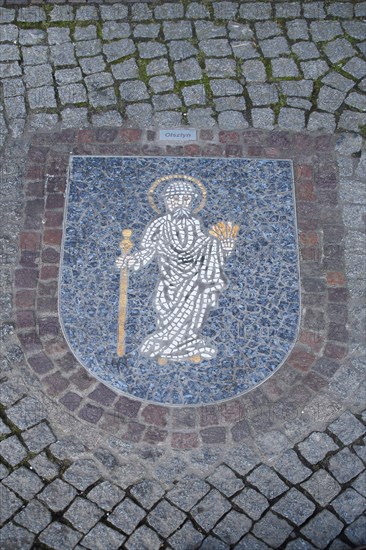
<box><xmin>60</xmin><ymin>156</ymin><xmax>300</xmax><ymax>405</ymax></box>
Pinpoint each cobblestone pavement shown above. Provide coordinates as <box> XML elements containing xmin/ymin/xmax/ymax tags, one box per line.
<box><xmin>0</xmin><ymin>1</ymin><xmax>365</xmax><ymax>549</ymax></box>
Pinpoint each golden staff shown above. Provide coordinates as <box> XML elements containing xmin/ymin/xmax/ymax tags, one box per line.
<box><xmin>117</xmin><ymin>229</ymin><xmax>133</xmax><ymax>357</ymax></box>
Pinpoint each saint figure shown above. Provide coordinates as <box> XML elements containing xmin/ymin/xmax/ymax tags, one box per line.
<box><xmin>116</xmin><ymin>177</ymin><xmax>238</xmax><ymax>364</ymax></box>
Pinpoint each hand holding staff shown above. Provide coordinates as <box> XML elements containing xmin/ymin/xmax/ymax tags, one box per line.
<box><xmin>117</xmin><ymin>229</ymin><xmax>133</xmax><ymax>357</ymax></box>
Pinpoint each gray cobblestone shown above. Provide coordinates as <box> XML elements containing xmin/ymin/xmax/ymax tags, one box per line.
<box><xmin>318</xmin><ymin>86</ymin><xmax>346</xmax><ymax>113</ymax></box>
<box><xmin>169</xmin><ymin>521</ymin><xmax>205</xmax><ymax>549</ymax></box>
<box><xmin>0</xmin><ymin>484</ymin><xmax>23</xmax><ymax>523</ymax></box>
<box><xmin>1</xmin><ymin>25</ymin><xmax>18</xmax><ymax>43</ymax></box>
<box><xmin>47</xmin><ymin>27</ymin><xmax>70</xmax><ymax>45</ymax></box>
<box><xmin>50</xmin><ymin>5</ymin><xmax>73</xmax><ymax>22</ymax></box>
<box><xmin>0</xmin><ymin>62</ymin><xmax>22</xmax><ymax>78</ymax></box>
<box><xmin>147</xmin><ymin>58</ymin><xmax>170</xmax><ymax>77</ymax></box>
<box><xmin>166</xmin><ymin>474</ymin><xmax>210</xmax><ymax>511</ymax></box>
<box><xmin>138</xmin><ymin>41</ymin><xmax>167</xmax><ymax>59</ymax></box>
<box><xmin>301</xmin><ymin>510</ymin><xmax>343</xmax><ymax>548</ymax></box>
<box><xmin>18</xmin><ymin>6</ymin><xmax>45</xmax><ymax>23</ymax></box>
<box><xmin>301</xmin><ymin>60</ymin><xmax>329</xmax><ymax>79</ymax></box>
<box><xmin>329</xmin><ymin>2</ymin><xmax>354</xmax><ymax>18</ymax></box>
<box><xmin>155</xmin><ymin>4</ymin><xmax>184</xmax><ymax>20</ymax></box>
<box><xmin>175</xmin><ymin>58</ymin><xmax>202</xmax><ymax>81</ymax></box>
<box><xmin>201</xmin><ymin>536</ymin><xmax>230</xmax><ymax>550</ymax></box>
<box><xmin>252</xmin><ymin>511</ymin><xmax>293</xmax><ymax>547</ymax></box>
<box><xmin>213</xmin><ymin>2</ymin><xmax>238</xmax><ymax>20</ymax></box>
<box><xmin>242</xmin><ymin>60</ymin><xmax>266</xmax><ymax>82</ymax></box>
<box><xmin>352</xmin><ymin>470</ymin><xmax>366</xmax><ymax>498</ymax></box>
<box><xmin>4</xmin><ymin>95</ymin><xmax>25</xmax><ymax>119</ymax></box>
<box><xmin>130</xmin><ymin>479</ymin><xmax>164</xmax><ymax>510</ymax></box>
<box><xmin>205</xmin><ymin>58</ymin><xmax>236</xmax><ymax>79</ymax></box>
<box><xmin>154</xmin><ymin>111</ymin><xmax>182</xmax><ymax>126</ymax></box>
<box><xmin>191</xmin><ymin>489</ymin><xmax>230</xmax><ymax>531</ymax></box>
<box><xmin>288</xmin><ymin>97</ymin><xmax>311</xmax><ymax>109</ymax></box>
<box><xmin>55</xmin><ymin>67</ymin><xmax>82</xmax><ymax>86</ymax></box>
<box><xmin>218</xmin><ymin>111</ymin><xmax>249</xmax><ymax>129</ymax></box>
<box><xmin>38</xmin><ymin>478</ymin><xmax>77</xmax><ymax>512</ymax></box>
<box><xmin>0</xmin><ymin>7</ymin><xmax>15</xmax><ymax>23</ymax></box>
<box><xmin>49</xmin><ymin>436</ymin><xmax>86</xmax><ymax>461</ymax></box>
<box><xmin>344</xmin><ymin>515</ymin><xmax>366</xmax><ymax>546</ymax></box>
<box><xmin>153</xmin><ymin>93</ymin><xmax>182</xmax><ymax>111</ymax></box>
<box><xmin>186</xmin><ymin>3</ymin><xmax>210</xmax><ymax>19</ymax></box>
<box><xmin>256</xmin><ymin>21</ymin><xmax>282</xmax><ymax>40</ymax></box>
<box><xmin>210</xmin><ymin>79</ymin><xmax>243</xmax><ymax>97</ymax></box>
<box><xmin>22</xmin><ymin>421</ymin><xmax>56</xmax><ymax>452</ymax></box>
<box><xmin>14</xmin><ymin>500</ymin><xmax>52</xmax><ymax>534</ymax></box>
<box><xmin>81</xmin><ymin>523</ymin><xmax>126</xmax><ymax>550</ymax></box>
<box><xmin>328</xmin><ymin>411</ymin><xmax>365</xmax><ymax>445</ymax></box>
<box><xmin>228</xmin><ymin>22</ymin><xmax>253</xmax><ymax>40</ymax></box>
<box><xmin>1</xmin><ymin>77</ymin><xmax>24</xmax><ymax>97</ymax></box>
<box><xmin>239</xmin><ymin>3</ymin><xmax>271</xmax><ymax>20</ymax></box>
<box><xmin>119</xmin><ymin>80</ymin><xmax>149</xmax><ymax>101</ymax></box>
<box><xmin>286</xmin><ymin>20</ymin><xmax>309</xmax><ymax>41</ymax></box>
<box><xmin>298</xmin><ymin>432</ymin><xmax>339</xmax><ymax>464</ymax></box>
<box><xmin>324</xmin><ymin>39</ymin><xmax>357</xmax><ymax>64</ymax></box>
<box><xmin>233</xmin><ymin>487</ymin><xmax>269</xmax><ymax>520</ymax></box>
<box><xmin>74</xmin><ymin>25</ymin><xmax>97</xmax><ymax>42</ymax></box>
<box><xmin>271</xmin><ymin>58</ymin><xmax>299</xmax><ymax>78</ymax></box>
<box><xmin>303</xmin><ymin>2</ymin><xmax>326</xmax><ymax>19</ymax></box>
<box><xmin>207</xmin><ymin>464</ymin><xmax>244</xmax><ymax>496</ymax></box>
<box><xmin>272</xmin><ymin>488</ymin><xmax>316</xmax><ymax>526</ymax></box>
<box><xmin>108</xmin><ymin>498</ymin><xmax>146</xmax><ymax>535</ymax></box>
<box><xmin>200</xmin><ymin>39</ymin><xmax>232</xmax><ymax>57</ymax></box>
<box><xmin>147</xmin><ymin>499</ymin><xmax>185</xmax><ymax>537</ymax></box>
<box><xmin>126</xmin><ymin>103</ymin><xmax>152</xmax><ymax>125</ymax></box>
<box><xmin>169</xmin><ymin>41</ymin><xmax>199</xmax><ymax>61</ymax></box>
<box><xmin>0</xmin><ymin>523</ymin><xmax>35</xmax><ymax>550</ymax></box>
<box><xmin>343</xmin><ymin>21</ymin><xmax>366</xmax><ymax>41</ymax></box>
<box><xmin>0</xmin><ymin>44</ymin><xmax>19</xmax><ymax>63</ymax></box>
<box><xmin>23</xmin><ymin>65</ymin><xmax>52</xmax><ymax>89</ymax></box>
<box><xmin>126</xmin><ymin>525</ymin><xmax>161</xmax><ymax>550</ymax></box>
<box><xmin>292</xmin><ymin>42</ymin><xmax>320</xmax><ymax>60</ymax></box>
<box><xmin>28</xmin><ymin>86</ymin><xmax>57</xmax><ymax>109</ymax></box>
<box><xmin>328</xmin><ymin>448</ymin><xmax>364</xmax><ymax>484</ymax></box>
<box><xmin>276</xmin><ymin>2</ymin><xmax>301</xmax><ymax>18</ymax></box>
<box><xmin>247</xmin><ymin>465</ymin><xmax>288</xmax><ymax>500</ymax></box>
<box><xmin>64</xmin><ymin>497</ymin><xmax>104</xmax><ymax>533</ymax></box>
<box><xmin>248</xmin><ymin>83</ymin><xmax>279</xmax><ymax>105</ymax></box>
<box><xmin>322</xmin><ymin>71</ymin><xmax>355</xmax><ymax>92</ymax></box>
<box><xmin>331</xmin><ymin>488</ymin><xmax>366</xmax><ymax>524</ymax></box>
<box><xmin>310</xmin><ymin>21</ymin><xmax>343</xmax><ymax>43</ymax></box>
<box><xmin>51</xmin><ymin>43</ymin><xmax>77</xmax><ymax>66</ymax></box>
<box><xmin>75</xmin><ymin>6</ymin><xmax>98</xmax><ymax>21</ymax></box>
<box><xmin>100</xmin><ymin>4</ymin><xmax>128</xmax><ymax>21</ymax></box>
<box><xmin>214</xmin><ymin>510</ymin><xmax>252</xmax><ymax>545</ymax></box>
<box><xmin>111</xmin><ymin>58</ymin><xmax>139</xmax><ymax>81</ymax></box>
<box><xmin>102</xmin><ymin>22</ymin><xmax>131</xmax><ymax>41</ymax></box>
<box><xmin>149</xmin><ymin>75</ymin><xmax>174</xmax><ymax>94</ymax></box>
<box><xmin>63</xmin><ymin>459</ymin><xmax>101</xmax><ymax>491</ymax></box>
<box><xmin>251</xmin><ymin>108</ymin><xmax>275</xmax><ymax>129</ymax></box>
<box><xmin>29</xmin><ymin>452</ymin><xmax>59</xmax><ymax>480</ymax></box>
<box><xmin>273</xmin><ymin>450</ymin><xmax>312</xmax><ymax>484</ymax></box>
<box><xmin>285</xmin><ymin>540</ymin><xmax>316</xmax><ymax>550</ymax></box>
<box><xmin>164</xmin><ymin>21</ymin><xmax>192</xmax><ymax>40</ymax></box>
<box><xmin>345</xmin><ymin>93</ymin><xmax>366</xmax><ymax>111</ymax></box>
<box><xmin>133</xmin><ymin>24</ymin><xmax>160</xmax><ymax>39</ymax></box>
<box><xmin>103</xmin><ymin>39</ymin><xmax>135</xmax><ymax>62</ymax></box>
<box><xmin>278</xmin><ymin>107</ymin><xmax>305</xmax><ymax>130</ymax></box>
<box><xmin>89</xmin><ymin>88</ymin><xmax>117</xmax><ymax>108</ymax></box>
<box><xmin>182</xmin><ymin>84</ymin><xmax>206</xmax><ymax>106</ymax></box>
<box><xmin>75</xmin><ymin>40</ymin><xmax>101</xmax><ymax>59</ymax></box>
<box><xmin>3</xmin><ymin>466</ymin><xmax>43</xmax><ymax>500</ymax></box>
<box><xmin>260</xmin><ymin>37</ymin><xmax>290</xmax><ymax>58</ymax></box>
<box><xmin>39</xmin><ymin>521</ymin><xmax>82</xmax><ymax>550</ymax></box>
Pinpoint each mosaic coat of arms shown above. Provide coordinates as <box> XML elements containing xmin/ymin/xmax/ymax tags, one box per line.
<box><xmin>61</xmin><ymin>157</ymin><xmax>300</xmax><ymax>405</ymax></box>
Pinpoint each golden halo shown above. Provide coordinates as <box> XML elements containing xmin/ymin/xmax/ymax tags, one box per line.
<box><xmin>148</xmin><ymin>174</ymin><xmax>207</xmax><ymax>215</ymax></box>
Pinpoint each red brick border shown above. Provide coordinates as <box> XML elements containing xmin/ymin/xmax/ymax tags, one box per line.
<box><xmin>15</xmin><ymin>128</ymin><xmax>348</xmax><ymax>449</ymax></box>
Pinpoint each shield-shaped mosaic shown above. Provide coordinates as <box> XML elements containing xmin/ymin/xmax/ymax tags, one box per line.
<box><xmin>60</xmin><ymin>156</ymin><xmax>300</xmax><ymax>405</ymax></box>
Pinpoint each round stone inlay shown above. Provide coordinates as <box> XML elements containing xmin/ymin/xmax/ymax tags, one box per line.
<box><xmin>60</xmin><ymin>156</ymin><xmax>300</xmax><ymax>405</ymax></box>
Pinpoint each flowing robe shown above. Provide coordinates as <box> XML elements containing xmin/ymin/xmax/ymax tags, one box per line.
<box><xmin>132</xmin><ymin>212</ymin><xmax>227</xmax><ymax>360</ymax></box>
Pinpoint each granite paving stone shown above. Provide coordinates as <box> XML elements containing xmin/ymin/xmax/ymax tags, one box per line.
<box><xmin>345</xmin><ymin>93</ymin><xmax>366</xmax><ymax>111</ymax></box>
<box><xmin>352</xmin><ymin>471</ymin><xmax>366</xmax><ymax>499</ymax></box>
<box><xmin>147</xmin><ymin>499</ymin><xmax>186</xmax><ymax>538</ymax></box>
<box><xmin>329</xmin><ymin>2</ymin><xmax>354</xmax><ymax>18</ymax></box>
<box><xmin>1</xmin><ymin>25</ymin><xmax>18</xmax><ymax>43</ymax></box>
<box><xmin>5</xmin><ymin>95</ymin><xmax>26</xmax><ymax>118</ymax></box>
<box><xmin>252</xmin><ymin>511</ymin><xmax>293</xmax><ymax>547</ymax></box>
<box><xmin>103</xmin><ymin>40</ymin><xmax>135</xmax><ymax>62</ymax></box>
<box><xmin>324</xmin><ymin>39</ymin><xmax>357</xmax><ymax>64</ymax></box>
<box><xmin>168</xmin><ymin>40</ymin><xmax>199</xmax><ymax>61</ymax></box>
<box><xmin>286</xmin><ymin>20</ymin><xmax>310</xmax><ymax>41</ymax></box>
<box><xmin>228</xmin><ymin>22</ymin><xmax>253</xmax><ymax>40</ymax></box>
<box><xmin>166</xmin><ymin>475</ymin><xmax>210</xmax><ymax>511</ymax></box>
<box><xmin>39</xmin><ymin>521</ymin><xmax>82</xmax><ymax>550</ymax></box>
<box><xmin>111</xmin><ymin>59</ymin><xmax>139</xmax><ymax>81</ymax></box>
<box><xmin>214</xmin><ymin>510</ymin><xmax>252</xmax><ymax>545</ymax></box>
<box><xmin>59</xmin><ymin>84</ymin><xmax>87</xmax><ymax>106</ymax></box>
<box><xmin>218</xmin><ymin>111</ymin><xmax>249</xmax><ymax>129</ymax></box>
<box><xmin>301</xmin><ymin>469</ymin><xmax>341</xmax><ymax>506</ymax></box>
<box><xmin>63</xmin><ymin>459</ymin><xmax>101</xmax><ymax>491</ymax></box>
<box><xmin>342</xmin><ymin>21</ymin><xmax>366</xmax><ymax>41</ymax></box>
<box><xmin>175</xmin><ymin>58</ymin><xmax>202</xmax><ymax>81</ymax></box>
<box><xmin>163</xmin><ymin>21</ymin><xmax>192</xmax><ymax>40</ymax></box>
<box><xmin>133</xmin><ymin>24</ymin><xmax>160</xmax><ymax>39</ymax></box>
<box><xmin>210</xmin><ymin>79</ymin><xmax>243</xmax><ymax>97</ymax></box>
<box><xmin>301</xmin><ymin>511</ymin><xmax>344</xmax><ymax>548</ymax></box>
<box><xmin>0</xmin><ymin>484</ymin><xmax>23</xmax><ymax>524</ymax></box>
<box><xmin>239</xmin><ymin>3</ymin><xmax>272</xmax><ymax>20</ymax></box>
<box><xmin>108</xmin><ymin>498</ymin><xmax>146</xmax><ymax>535</ymax></box>
<box><xmin>328</xmin><ymin>411</ymin><xmax>365</xmax><ymax>445</ymax></box>
<box><xmin>247</xmin><ymin>83</ymin><xmax>279</xmax><ymax>105</ymax></box>
<box><xmin>191</xmin><ymin>489</ymin><xmax>231</xmax><ymax>531</ymax></box>
<box><xmin>51</xmin><ymin>43</ymin><xmax>77</xmax><ymax>66</ymax></box>
<box><xmin>0</xmin><ymin>523</ymin><xmax>35</xmax><ymax>550</ymax></box>
<box><xmin>29</xmin><ymin>452</ymin><xmax>59</xmax><ymax>480</ymax></box>
<box><xmin>271</xmin><ymin>58</ymin><xmax>299</xmax><ymax>78</ymax></box>
<box><xmin>21</xmin><ymin>421</ymin><xmax>56</xmax><ymax>453</ymax></box>
<box><xmin>331</xmin><ymin>488</ymin><xmax>366</xmax><ymax>524</ymax></box>
<box><xmin>75</xmin><ymin>40</ymin><xmax>101</xmax><ymax>59</ymax></box>
<box><xmin>285</xmin><ymin>540</ymin><xmax>317</xmax><ymax>550</ymax></box>
<box><xmin>129</xmin><ymin>479</ymin><xmax>165</xmax><ymax>510</ymax></box>
<box><xmin>3</xmin><ymin>466</ymin><xmax>44</xmax><ymax>500</ymax></box>
<box><xmin>255</xmin><ymin>21</ymin><xmax>282</xmax><ymax>40</ymax></box>
<box><xmin>236</xmin><ymin>534</ymin><xmax>272</xmax><ymax>550</ymax></box>
<box><xmin>272</xmin><ymin>488</ymin><xmax>316</xmax><ymax>526</ymax></box>
<box><xmin>300</xmin><ymin>60</ymin><xmax>329</xmax><ymax>79</ymax></box>
<box><xmin>322</xmin><ymin>72</ymin><xmax>355</xmax><ymax>93</ymax></box>
<box><xmin>49</xmin><ymin>5</ymin><xmax>73</xmax><ymax>22</ymax></box>
<box><xmin>14</xmin><ymin>499</ymin><xmax>52</xmax><ymax>534</ymax></box>
<box><xmin>138</xmin><ymin>41</ymin><xmax>167</xmax><ymax>59</ymax></box>
<box><xmin>74</xmin><ymin>26</ymin><xmax>97</xmax><ymax>42</ymax></box>
<box><xmin>182</xmin><ymin>84</ymin><xmax>206</xmax><ymax>106</ymax></box>
<box><xmin>49</xmin><ymin>436</ymin><xmax>86</xmax><ymax>461</ymax></box>
<box><xmin>186</xmin><ymin>3</ymin><xmax>210</xmax><ymax>19</ymax></box>
<box><xmin>260</xmin><ymin>37</ymin><xmax>290</xmax><ymax>58</ymax></box>
<box><xmin>206</xmin><ymin>464</ymin><xmax>244</xmax><ymax>497</ymax></box>
<box><xmin>99</xmin><ymin>4</ymin><xmax>128</xmax><ymax>21</ymax></box>
<box><xmin>88</xmin><ymin>88</ymin><xmax>117</xmax><ymax>108</ymax></box>
<box><xmin>0</xmin><ymin>435</ymin><xmax>27</xmax><ymax>466</ymax></box>
<box><xmin>205</xmin><ymin>58</ymin><xmax>236</xmax><ymax>79</ymax></box>
<box><xmin>195</xmin><ymin>21</ymin><xmax>227</xmax><ymax>39</ymax></box>
<box><xmin>119</xmin><ymin>81</ymin><xmax>149</xmax><ymax>101</ymax></box>
<box><xmin>38</xmin><ymin>478</ymin><xmax>77</xmax><ymax>512</ymax></box>
<box><xmin>213</xmin><ymin>1</ymin><xmax>238</xmax><ymax>20</ymax></box>
<box><xmin>328</xmin><ymin>449</ymin><xmax>364</xmax><ymax>484</ymax></box>
<box><xmin>87</xmin><ymin>480</ymin><xmax>124</xmax><ymax>511</ymax></box>
<box><xmin>63</xmin><ymin>497</ymin><xmax>104</xmax><ymax>533</ymax></box>
<box><xmin>344</xmin><ymin>516</ymin><xmax>366</xmax><ymax>546</ymax></box>
<box><xmin>310</xmin><ymin>21</ymin><xmax>343</xmax><ymax>43</ymax></box>
<box><xmin>233</xmin><ymin>487</ymin><xmax>269</xmax><ymax>520</ymax></box>
<box><xmin>242</xmin><ymin>60</ymin><xmax>266</xmax><ymax>82</ymax></box>
<box><xmin>168</xmin><ymin>521</ymin><xmax>205</xmax><ymax>549</ymax></box>
<box><xmin>275</xmin><ymin>2</ymin><xmax>301</xmax><ymax>18</ymax></box>
<box><xmin>278</xmin><ymin>108</ymin><xmax>306</xmax><ymax>130</ymax></box>
<box><xmin>18</xmin><ymin>6</ymin><xmax>45</xmax><ymax>23</ymax></box>
<box><xmin>0</xmin><ymin>7</ymin><xmax>15</xmax><ymax>23</ymax></box>
<box><xmin>155</xmin><ymin>3</ymin><xmax>184</xmax><ymax>20</ymax></box>
<box><xmin>200</xmin><ymin>39</ymin><xmax>232</xmax><ymax>57</ymax></box>
<box><xmin>251</xmin><ymin>108</ymin><xmax>275</xmax><ymax>129</ymax></box>
<box><xmin>147</xmin><ymin>58</ymin><xmax>170</xmax><ymax>77</ymax></box>
<box><xmin>200</xmin><ymin>536</ymin><xmax>230</xmax><ymax>550</ymax></box>
<box><xmin>153</xmin><ymin>94</ymin><xmax>182</xmax><ymax>111</ymax></box>
<box><xmin>61</xmin><ymin>108</ymin><xmax>88</xmax><ymax>129</ymax></box>
<box><xmin>273</xmin><ymin>450</ymin><xmax>312</xmax><ymax>485</ymax></box>
<box><xmin>292</xmin><ymin>42</ymin><xmax>320</xmax><ymax>60</ymax></box>
<box><xmin>55</xmin><ymin>68</ymin><xmax>83</xmax><ymax>86</ymax></box>
<box><xmin>298</xmin><ymin>431</ymin><xmax>339</xmax><ymax>464</ymax></box>
<box><xmin>81</xmin><ymin>523</ymin><xmax>126</xmax><ymax>550</ymax></box>
<box><xmin>125</xmin><ymin>103</ymin><xmax>153</xmax><ymax>125</ymax></box>
<box><xmin>47</xmin><ymin>27</ymin><xmax>71</xmax><ymax>45</ymax></box>
<box><xmin>126</xmin><ymin>525</ymin><xmax>161</xmax><ymax>550</ymax></box>
<box><xmin>102</xmin><ymin>22</ymin><xmax>131</xmax><ymax>41</ymax></box>
<box><xmin>247</xmin><ymin>465</ymin><xmax>288</xmax><ymax>500</ymax></box>
<box><xmin>21</xmin><ymin>46</ymin><xmax>49</xmax><ymax>66</ymax></box>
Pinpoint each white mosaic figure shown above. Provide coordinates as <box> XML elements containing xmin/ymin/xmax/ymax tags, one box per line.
<box><xmin>116</xmin><ymin>178</ymin><xmax>238</xmax><ymax>364</ymax></box>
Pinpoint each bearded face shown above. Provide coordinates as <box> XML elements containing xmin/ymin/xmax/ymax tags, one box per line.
<box><xmin>165</xmin><ymin>194</ymin><xmax>193</xmax><ymax>220</ymax></box>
